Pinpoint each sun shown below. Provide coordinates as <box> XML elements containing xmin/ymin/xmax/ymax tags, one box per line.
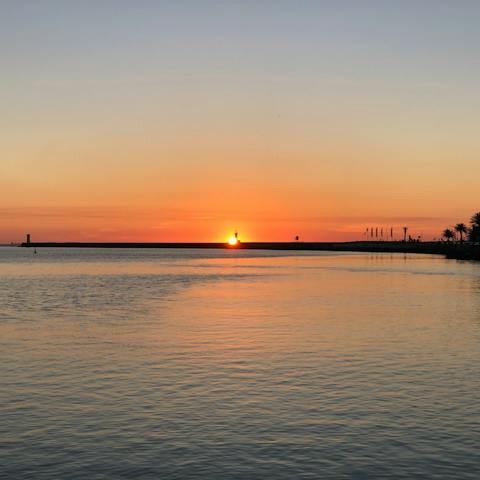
<box><xmin>228</xmin><ymin>236</ymin><xmax>238</xmax><ymax>246</ymax></box>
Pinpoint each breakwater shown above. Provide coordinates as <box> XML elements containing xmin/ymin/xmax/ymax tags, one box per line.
<box><xmin>19</xmin><ymin>241</ymin><xmax>480</xmax><ymax>260</ymax></box>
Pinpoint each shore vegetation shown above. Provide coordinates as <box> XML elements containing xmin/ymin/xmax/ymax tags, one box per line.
<box><xmin>442</xmin><ymin>211</ymin><xmax>480</xmax><ymax>243</ymax></box>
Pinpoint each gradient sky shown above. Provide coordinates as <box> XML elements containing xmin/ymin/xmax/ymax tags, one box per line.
<box><xmin>2</xmin><ymin>0</ymin><xmax>480</xmax><ymax>242</ymax></box>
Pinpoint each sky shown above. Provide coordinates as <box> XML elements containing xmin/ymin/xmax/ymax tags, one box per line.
<box><xmin>1</xmin><ymin>0</ymin><xmax>480</xmax><ymax>242</ymax></box>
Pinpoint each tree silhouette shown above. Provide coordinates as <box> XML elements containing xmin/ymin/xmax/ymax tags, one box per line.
<box><xmin>469</xmin><ymin>212</ymin><xmax>480</xmax><ymax>242</ymax></box>
<box><xmin>442</xmin><ymin>228</ymin><xmax>455</xmax><ymax>242</ymax></box>
<box><xmin>455</xmin><ymin>223</ymin><xmax>468</xmax><ymax>243</ymax></box>
<box><xmin>471</xmin><ymin>212</ymin><xmax>480</xmax><ymax>227</ymax></box>
<box><xmin>439</xmin><ymin>211</ymin><xmax>480</xmax><ymax>243</ymax></box>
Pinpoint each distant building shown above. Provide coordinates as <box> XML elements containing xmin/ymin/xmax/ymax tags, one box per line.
<box><xmin>26</xmin><ymin>234</ymin><xmax>31</xmax><ymax>244</ymax></box>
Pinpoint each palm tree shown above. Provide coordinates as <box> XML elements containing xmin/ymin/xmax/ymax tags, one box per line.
<box><xmin>442</xmin><ymin>228</ymin><xmax>455</xmax><ymax>242</ymax></box>
<box><xmin>470</xmin><ymin>212</ymin><xmax>480</xmax><ymax>242</ymax></box>
<box><xmin>471</xmin><ymin>212</ymin><xmax>480</xmax><ymax>228</ymax></box>
<box><xmin>455</xmin><ymin>223</ymin><xmax>468</xmax><ymax>243</ymax></box>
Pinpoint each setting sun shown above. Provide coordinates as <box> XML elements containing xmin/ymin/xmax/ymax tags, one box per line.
<box><xmin>3</xmin><ymin>3</ymin><xmax>480</xmax><ymax>478</ymax></box>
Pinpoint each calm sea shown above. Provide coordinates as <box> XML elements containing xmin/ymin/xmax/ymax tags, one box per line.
<box><xmin>1</xmin><ymin>247</ymin><xmax>479</xmax><ymax>479</ymax></box>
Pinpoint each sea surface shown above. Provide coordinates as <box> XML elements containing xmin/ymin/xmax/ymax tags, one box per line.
<box><xmin>1</xmin><ymin>247</ymin><xmax>479</xmax><ymax>479</ymax></box>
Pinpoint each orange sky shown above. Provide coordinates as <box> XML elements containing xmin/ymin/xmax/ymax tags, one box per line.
<box><xmin>2</xmin><ymin>2</ymin><xmax>480</xmax><ymax>243</ymax></box>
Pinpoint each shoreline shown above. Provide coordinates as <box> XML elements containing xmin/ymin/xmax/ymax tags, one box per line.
<box><xmin>19</xmin><ymin>241</ymin><xmax>480</xmax><ymax>261</ymax></box>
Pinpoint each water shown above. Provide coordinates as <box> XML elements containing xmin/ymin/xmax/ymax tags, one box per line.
<box><xmin>1</xmin><ymin>247</ymin><xmax>479</xmax><ymax>479</ymax></box>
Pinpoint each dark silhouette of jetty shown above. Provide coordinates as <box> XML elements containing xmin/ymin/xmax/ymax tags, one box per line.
<box><xmin>19</xmin><ymin>241</ymin><xmax>480</xmax><ymax>261</ymax></box>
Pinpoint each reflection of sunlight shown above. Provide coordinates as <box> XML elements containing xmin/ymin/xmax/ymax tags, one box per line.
<box><xmin>228</xmin><ymin>236</ymin><xmax>238</xmax><ymax>246</ymax></box>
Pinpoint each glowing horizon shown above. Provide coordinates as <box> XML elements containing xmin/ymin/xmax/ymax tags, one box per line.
<box><xmin>2</xmin><ymin>1</ymin><xmax>480</xmax><ymax>243</ymax></box>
